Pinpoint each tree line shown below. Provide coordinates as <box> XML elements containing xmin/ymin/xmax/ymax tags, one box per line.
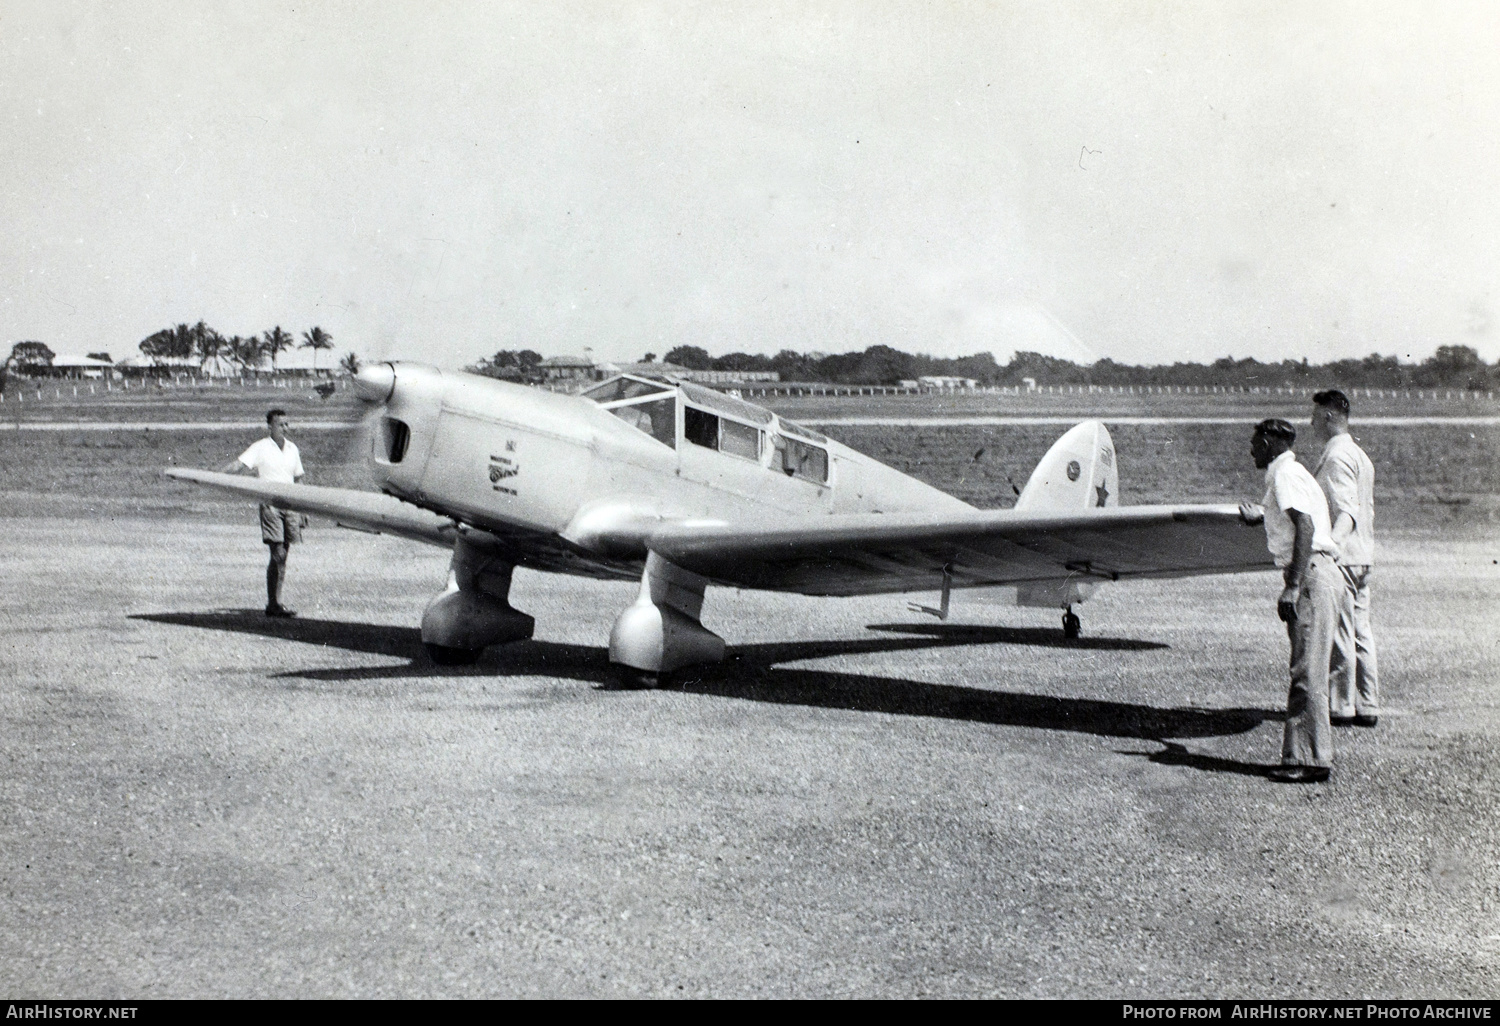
<box><xmin>4</xmin><ymin>323</ymin><xmax>362</xmax><ymax>376</ymax></box>
<box><xmin>136</xmin><ymin>321</ymin><xmax>356</xmax><ymax>374</ymax></box>
<box><xmin>472</xmin><ymin>343</ymin><xmax>1500</xmax><ymax>391</ymax></box>
<box><xmin>12</xmin><ymin>329</ymin><xmax>1498</xmax><ymax>391</ymax></box>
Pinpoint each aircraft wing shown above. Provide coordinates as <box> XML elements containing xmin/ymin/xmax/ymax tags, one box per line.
<box><xmin>644</xmin><ymin>504</ymin><xmax>1273</xmax><ymax>597</ymax></box>
<box><xmin>164</xmin><ymin>469</ymin><xmax>458</xmax><ymax>547</ymax></box>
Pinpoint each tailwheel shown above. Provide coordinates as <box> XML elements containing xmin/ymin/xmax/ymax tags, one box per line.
<box><xmin>425</xmin><ymin>643</ymin><xmax>483</xmax><ymax>666</ymax></box>
<box><xmin>1062</xmin><ymin>607</ymin><xmax>1082</xmax><ymax>640</ymax></box>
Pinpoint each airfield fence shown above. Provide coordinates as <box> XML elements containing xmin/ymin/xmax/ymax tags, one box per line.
<box><xmin>732</xmin><ymin>383</ymin><xmax>1500</xmax><ymax>401</ymax></box>
<box><xmin>0</xmin><ymin>374</ymin><xmax>352</xmax><ymax>404</ymax></box>
<box><xmin>3</xmin><ymin>375</ymin><xmax>1498</xmax><ymax>406</ymax></box>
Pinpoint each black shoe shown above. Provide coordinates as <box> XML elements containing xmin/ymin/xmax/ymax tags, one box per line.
<box><xmin>265</xmin><ymin>604</ymin><xmax>298</xmax><ymax>618</ymax></box>
<box><xmin>1353</xmin><ymin>714</ymin><xmax>1378</xmax><ymax>728</ymax></box>
<box><xmin>1268</xmin><ymin>764</ymin><xmax>1331</xmax><ymax>784</ymax></box>
<box><xmin>1330</xmin><ymin>715</ymin><xmax>1356</xmax><ymax>726</ymax></box>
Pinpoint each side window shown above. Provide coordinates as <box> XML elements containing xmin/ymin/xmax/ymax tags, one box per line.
<box><xmin>684</xmin><ymin>406</ymin><xmax>719</xmax><ymax>450</ymax></box>
<box><xmin>610</xmin><ymin>397</ymin><xmax>676</xmax><ymax>449</ymax></box>
<box><xmin>771</xmin><ymin>434</ymin><xmax>828</xmax><ymax>483</ymax></box>
<box><xmin>720</xmin><ymin>420</ymin><xmax>761</xmax><ymax>461</ymax></box>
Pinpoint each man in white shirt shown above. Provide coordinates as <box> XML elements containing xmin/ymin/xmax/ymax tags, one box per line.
<box><xmin>219</xmin><ymin>408</ymin><xmax>306</xmax><ymax>617</ymax></box>
<box><xmin>1239</xmin><ymin>418</ymin><xmax>1342</xmax><ymax>783</ymax></box>
<box><xmin>1310</xmin><ymin>389</ymin><xmax>1379</xmax><ymax>727</ymax></box>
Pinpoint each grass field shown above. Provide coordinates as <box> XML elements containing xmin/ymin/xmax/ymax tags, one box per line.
<box><xmin>5</xmin><ymin>375</ymin><xmax>1498</xmax><ymax>423</ymax></box>
<box><xmin>2</xmin><ymin>384</ymin><xmax>1497</xmax><ymax>535</ymax></box>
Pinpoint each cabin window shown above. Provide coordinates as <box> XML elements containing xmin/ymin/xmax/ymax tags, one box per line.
<box><xmin>609</xmin><ymin>397</ymin><xmax>676</xmax><ymax>448</ymax></box>
<box><xmin>382</xmin><ymin>417</ymin><xmax>410</xmax><ymax>463</ymax></box>
<box><xmin>678</xmin><ymin>382</ymin><xmax>775</xmax><ymax>425</ymax></box>
<box><xmin>777</xmin><ymin>418</ymin><xmax>827</xmax><ymax>443</ymax></box>
<box><xmin>720</xmin><ymin>419</ymin><xmax>761</xmax><ymax>461</ymax></box>
<box><xmin>685</xmin><ymin>405</ymin><xmax>763</xmax><ymax>462</ymax></box>
<box><xmin>684</xmin><ymin>406</ymin><xmax>719</xmax><ymax>450</ymax></box>
<box><xmin>772</xmin><ymin>434</ymin><xmax>828</xmax><ymax>483</ymax></box>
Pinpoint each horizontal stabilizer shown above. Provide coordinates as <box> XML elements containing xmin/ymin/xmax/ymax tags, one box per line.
<box><xmin>164</xmin><ymin>469</ymin><xmax>458</xmax><ymax>547</ymax></box>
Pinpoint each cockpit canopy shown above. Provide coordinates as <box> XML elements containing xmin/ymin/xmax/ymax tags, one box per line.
<box><xmin>580</xmin><ymin>374</ymin><xmax>830</xmax><ymax>484</ymax></box>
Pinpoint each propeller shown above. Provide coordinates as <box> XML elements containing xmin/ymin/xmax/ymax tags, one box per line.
<box><xmin>337</xmin><ymin>363</ymin><xmax>397</xmax><ymax>490</ymax></box>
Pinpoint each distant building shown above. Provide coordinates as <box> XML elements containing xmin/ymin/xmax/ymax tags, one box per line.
<box><xmin>115</xmin><ymin>354</ymin><xmax>195</xmax><ymax>377</ymax></box>
<box><xmin>539</xmin><ymin>355</ymin><xmax>598</xmax><ymax>383</ymax></box>
<box><xmin>918</xmin><ymin>375</ymin><xmax>979</xmax><ymax>389</ymax></box>
<box><xmin>679</xmin><ymin>368</ymin><xmax>780</xmax><ymax>384</ymax></box>
<box><xmin>542</xmin><ymin>356</ymin><xmax>780</xmax><ymax>388</ymax></box>
<box><xmin>114</xmin><ymin>350</ymin><xmax>334</xmax><ymax>378</ymax></box>
<box><xmin>600</xmin><ymin>360</ymin><xmax>778</xmax><ymax>383</ymax></box>
<box><xmin>593</xmin><ymin>359</ymin><xmax>689</xmax><ymax>380</ymax></box>
<box><xmin>35</xmin><ymin>354</ymin><xmax>115</xmax><ymax>379</ymax></box>
<box><xmin>254</xmin><ymin>349</ymin><xmax>336</xmax><ymax>377</ymax></box>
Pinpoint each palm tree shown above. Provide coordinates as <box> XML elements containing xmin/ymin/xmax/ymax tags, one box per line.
<box><xmin>192</xmin><ymin>322</ymin><xmax>225</xmax><ymax>372</ymax></box>
<box><xmin>339</xmin><ymin>351</ymin><xmax>361</xmax><ymax>376</ymax></box>
<box><xmin>300</xmin><ymin>326</ymin><xmax>334</xmax><ymax>371</ymax></box>
<box><xmin>226</xmin><ymin>335</ymin><xmax>262</xmax><ymax>374</ymax></box>
<box><xmin>261</xmin><ymin>326</ymin><xmax>294</xmax><ymax>371</ymax></box>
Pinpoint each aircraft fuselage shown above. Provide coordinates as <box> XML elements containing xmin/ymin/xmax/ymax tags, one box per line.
<box><xmin>362</xmin><ymin>363</ymin><xmax>972</xmax><ymax>577</ymax></box>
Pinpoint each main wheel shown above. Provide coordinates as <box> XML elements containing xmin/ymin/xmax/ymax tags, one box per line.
<box><xmin>1062</xmin><ymin>610</ymin><xmax>1081</xmax><ymax>640</ymax></box>
<box><xmin>425</xmin><ymin>643</ymin><xmax>482</xmax><ymax>666</ymax></box>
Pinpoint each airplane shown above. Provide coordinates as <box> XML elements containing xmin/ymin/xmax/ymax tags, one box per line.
<box><xmin>166</xmin><ymin>363</ymin><xmax>1273</xmax><ymax>686</ymax></box>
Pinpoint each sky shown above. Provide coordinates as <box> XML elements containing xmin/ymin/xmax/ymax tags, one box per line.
<box><xmin>3</xmin><ymin>1</ymin><xmax>1497</xmax><ymax>369</ymax></box>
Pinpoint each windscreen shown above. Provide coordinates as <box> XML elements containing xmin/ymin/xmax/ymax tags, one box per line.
<box><xmin>581</xmin><ymin>376</ymin><xmax>673</xmax><ymax>404</ymax></box>
<box><xmin>609</xmin><ymin>397</ymin><xmax>676</xmax><ymax>448</ymax></box>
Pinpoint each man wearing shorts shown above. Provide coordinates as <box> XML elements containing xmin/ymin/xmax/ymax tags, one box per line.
<box><xmin>220</xmin><ymin>408</ymin><xmax>306</xmax><ymax>617</ymax></box>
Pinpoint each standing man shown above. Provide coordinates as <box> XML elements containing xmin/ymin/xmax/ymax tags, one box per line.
<box><xmin>1310</xmin><ymin>389</ymin><xmax>1379</xmax><ymax>727</ymax></box>
<box><xmin>1239</xmin><ymin>418</ymin><xmax>1342</xmax><ymax>783</ymax></box>
<box><xmin>220</xmin><ymin>408</ymin><xmax>306</xmax><ymax>617</ymax></box>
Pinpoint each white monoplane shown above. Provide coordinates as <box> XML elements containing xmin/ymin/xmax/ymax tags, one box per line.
<box><xmin>168</xmin><ymin>364</ymin><xmax>1270</xmax><ymax>684</ymax></box>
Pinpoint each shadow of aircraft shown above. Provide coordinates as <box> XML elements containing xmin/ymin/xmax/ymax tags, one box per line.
<box><xmin>866</xmin><ymin>622</ymin><xmax>1169</xmax><ymax>652</ymax></box>
<box><xmin>678</xmin><ymin>664</ymin><xmax>1275</xmax><ymax>741</ymax></box>
<box><xmin>131</xmin><ymin>610</ymin><xmax>617</xmax><ymax>685</ymax></box>
<box><xmin>137</xmin><ymin>609</ymin><xmax>422</xmax><ymax>658</ymax></box>
<box><xmin>133</xmin><ymin>610</ymin><xmax>1277</xmax><ymax>742</ymax></box>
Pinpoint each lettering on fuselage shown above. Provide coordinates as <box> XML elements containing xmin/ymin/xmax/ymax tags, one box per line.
<box><xmin>489</xmin><ymin>446</ymin><xmax>520</xmax><ymax>496</ymax></box>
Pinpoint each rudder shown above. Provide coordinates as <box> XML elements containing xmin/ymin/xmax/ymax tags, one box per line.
<box><xmin>1014</xmin><ymin>420</ymin><xmax>1118</xmax><ymax>512</ymax></box>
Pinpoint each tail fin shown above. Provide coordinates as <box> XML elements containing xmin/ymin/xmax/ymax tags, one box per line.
<box><xmin>1014</xmin><ymin>420</ymin><xmax>1118</xmax><ymax>512</ymax></box>
<box><xmin>956</xmin><ymin>421</ymin><xmax>1119</xmax><ymax>613</ymax></box>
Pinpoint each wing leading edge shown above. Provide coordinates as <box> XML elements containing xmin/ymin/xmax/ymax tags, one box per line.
<box><xmin>643</xmin><ymin>504</ymin><xmax>1273</xmax><ymax>597</ymax></box>
<box><xmin>164</xmin><ymin>469</ymin><xmax>458</xmax><ymax>547</ymax></box>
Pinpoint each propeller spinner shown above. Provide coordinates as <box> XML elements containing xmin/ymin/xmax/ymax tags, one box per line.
<box><xmin>351</xmin><ymin>362</ymin><xmax>396</xmax><ymax>403</ymax></box>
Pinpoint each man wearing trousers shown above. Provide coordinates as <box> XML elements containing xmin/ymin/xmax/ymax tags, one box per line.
<box><xmin>1240</xmin><ymin>418</ymin><xmax>1342</xmax><ymax>783</ymax></box>
<box><xmin>1310</xmin><ymin>389</ymin><xmax>1379</xmax><ymax>727</ymax></box>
